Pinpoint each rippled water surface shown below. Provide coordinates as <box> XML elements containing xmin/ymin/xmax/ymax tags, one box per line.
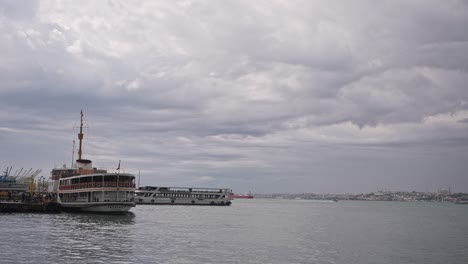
<box><xmin>1</xmin><ymin>199</ymin><xmax>467</xmax><ymax>264</ymax></box>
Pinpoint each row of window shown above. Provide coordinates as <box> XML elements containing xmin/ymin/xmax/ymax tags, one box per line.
<box><xmin>59</xmin><ymin>182</ymin><xmax>135</xmax><ymax>190</ymax></box>
<box><xmin>140</xmin><ymin>192</ymin><xmax>223</xmax><ymax>199</ymax></box>
<box><xmin>59</xmin><ymin>191</ymin><xmax>134</xmax><ymax>202</ymax></box>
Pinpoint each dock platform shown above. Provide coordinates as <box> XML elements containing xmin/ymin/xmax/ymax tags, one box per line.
<box><xmin>0</xmin><ymin>201</ymin><xmax>61</xmax><ymax>213</ymax></box>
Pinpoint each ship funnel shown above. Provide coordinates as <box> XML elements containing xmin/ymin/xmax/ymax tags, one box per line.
<box><xmin>75</xmin><ymin>159</ymin><xmax>93</xmax><ymax>170</ymax></box>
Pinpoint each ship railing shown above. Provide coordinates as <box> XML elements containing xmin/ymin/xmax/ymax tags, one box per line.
<box><xmin>160</xmin><ymin>188</ymin><xmax>228</xmax><ymax>194</ymax></box>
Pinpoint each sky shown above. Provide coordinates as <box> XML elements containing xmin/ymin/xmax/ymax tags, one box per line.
<box><xmin>1</xmin><ymin>0</ymin><xmax>468</xmax><ymax>194</ymax></box>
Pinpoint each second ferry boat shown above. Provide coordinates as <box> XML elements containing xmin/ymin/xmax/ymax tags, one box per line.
<box><xmin>228</xmin><ymin>191</ymin><xmax>254</xmax><ymax>199</ymax></box>
<box><xmin>49</xmin><ymin>111</ymin><xmax>136</xmax><ymax>214</ymax></box>
<box><xmin>135</xmin><ymin>186</ymin><xmax>232</xmax><ymax>205</ymax></box>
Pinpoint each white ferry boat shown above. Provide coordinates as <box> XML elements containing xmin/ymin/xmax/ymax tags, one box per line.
<box><xmin>455</xmin><ymin>197</ymin><xmax>468</xmax><ymax>204</ymax></box>
<box><xmin>50</xmin><ymin>111</ymin><xmax>136</xmax><ymax>214</ymax></box>
<box><xmin>135</xmin><ymin>186</ymin><xmax>232</xmax><ymax>206</ymax></box>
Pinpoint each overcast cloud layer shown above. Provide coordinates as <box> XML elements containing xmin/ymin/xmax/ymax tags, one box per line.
<box><xmin>1</xmin><ymin>0</ymin><xmax>468</xmax><ymax>193</ymax></box>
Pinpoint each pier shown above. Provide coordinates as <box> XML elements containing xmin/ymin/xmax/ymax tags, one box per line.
<box><xmin>1</xmin><ymin>167</ymin><xmax>61</xmax><ymax>213</ymax></box>
<box><xmin>0</xmin><ymin>191</ymin><xmax>61</xmax><ymax>213</ymax></box>
<box><xmin>0</xmin><ymin>201</ymin><xmax>61</xmax><ymax>213</ymax></box>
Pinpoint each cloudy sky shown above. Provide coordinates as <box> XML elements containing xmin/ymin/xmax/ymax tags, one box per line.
<box><xmin>1</xmin><ymin>0</ymin><xmax>467</xmax><ymax>194</ymax></box>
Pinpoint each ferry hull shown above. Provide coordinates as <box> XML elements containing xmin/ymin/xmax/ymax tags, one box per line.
<box><xmin>228</xmin><ymin>195</ymin><xmax>254</xmax><ymax>199</ymax></box>
<box><xmin>136</xmin><ymin>198</ymin><xmax>231</xmax><ymax>206</ymax></box>
<box><xmin>60</xmin><ymin>202</ymin><xmax>136</xmax><ymax>214</ymax></box>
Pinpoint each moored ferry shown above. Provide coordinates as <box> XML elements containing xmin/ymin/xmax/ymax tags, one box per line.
<box><xmin>228</xmin><ymin>191</ymin><xmax>254</xmax><ymax>199</ymax></box>
<box><xmin>50</xmin><ymin>111</ymin><xmax>136</xmax><ymax>214</ymax></box>
<box><xmin>455</xmin><ymin>197</ymin><xmax>468</xmax><ymax>204</ymax></box>
<box><xmin>135</xmin><ymin>186</ymin><xmax>232</xmax><ymax>206</ymax></box>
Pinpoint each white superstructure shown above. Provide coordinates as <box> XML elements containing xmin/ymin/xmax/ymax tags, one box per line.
<box><xmin>135</xmin><ymin>186</ymin><xmax>232</xmax><ymax>206</ymax></box>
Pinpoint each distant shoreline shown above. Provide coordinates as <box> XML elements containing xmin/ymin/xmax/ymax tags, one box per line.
<box><xmin>252</xmin><ymin>191</ymin><xmax>468</xmax><ymax>202</ymax></box>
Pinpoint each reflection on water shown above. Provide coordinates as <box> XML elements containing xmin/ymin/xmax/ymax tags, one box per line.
<box><xmin>64</xmin><ymin>211</ymin><xmax>136</xmax><ymax>226</ymax></box>
<box><xmin>1</xmin><ymin>200</ymin><xmax>468</xmax><ymax>264</ymax></box>
<box><xmin>0</xmin><ymin>212</ymin><xmax>137</xmax><ymax>264</ymax></box>
<box><xmin>46</xmin><ymin>212</ymin><xmax>136</xmax><ymax>264</ymax></box>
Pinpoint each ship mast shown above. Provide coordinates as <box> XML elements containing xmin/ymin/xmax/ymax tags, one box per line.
<box><xmin>78</xmin><ymin>110</ymin><xmax>84</xmax><ymax>160</ymax></box>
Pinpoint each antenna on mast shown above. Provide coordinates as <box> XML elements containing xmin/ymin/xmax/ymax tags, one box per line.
<box><xmin>78</xmin><ymin>110</ymin><xmax>84</xmax><ymax>160</ymax></box>
<box><xmin>72</xmin><ymin>140</ymin><xmax>75</xmax><ymax>167</ymax></box>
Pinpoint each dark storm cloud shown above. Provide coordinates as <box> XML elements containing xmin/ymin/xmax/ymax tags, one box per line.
<box><xmin>1</xmin><ymin>0</ymin><xmax>468</xmax><ymax>193</ymax></box>
<box><xmin>0</xmin><ymin>0</ymin><xmax>38</xmax><ymax>19</ymax></box>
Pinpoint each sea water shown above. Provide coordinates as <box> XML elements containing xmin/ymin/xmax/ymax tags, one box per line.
<box><xmin>1</xmin><ymin>199</ymin><xmax>467</xmax><ymax>264</ymax></box>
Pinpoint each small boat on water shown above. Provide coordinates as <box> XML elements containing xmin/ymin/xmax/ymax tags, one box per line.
<box><xmin>455</xmin><ymin>197</ymin><xmax>468</xmax><ymax>204</ymax></box>
<box><xmin>228</xmin><ymin>191</ymin><xmax>254</xmax><ymax>199</ymax></box>
<box><xmin>135</xmin><ymin>186</ymin><xmax>232</xmax><ymax>205</ymax></box>
<box><xmin>50</xmin><ymin>111</ymin><xmax>136</xmax><ymax>214</ymax></box>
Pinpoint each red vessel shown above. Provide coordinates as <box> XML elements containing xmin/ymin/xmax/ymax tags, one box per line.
<box><xmin>228</xmin><ymin>192</ymin><xmax>254</xmax><ymax>199</ymax></box>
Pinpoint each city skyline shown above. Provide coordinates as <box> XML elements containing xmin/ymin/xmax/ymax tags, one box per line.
<box><xmin>1</xmin><ymin>1</ymin><xmax>468</xmax><ymax>193</ymax></box>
